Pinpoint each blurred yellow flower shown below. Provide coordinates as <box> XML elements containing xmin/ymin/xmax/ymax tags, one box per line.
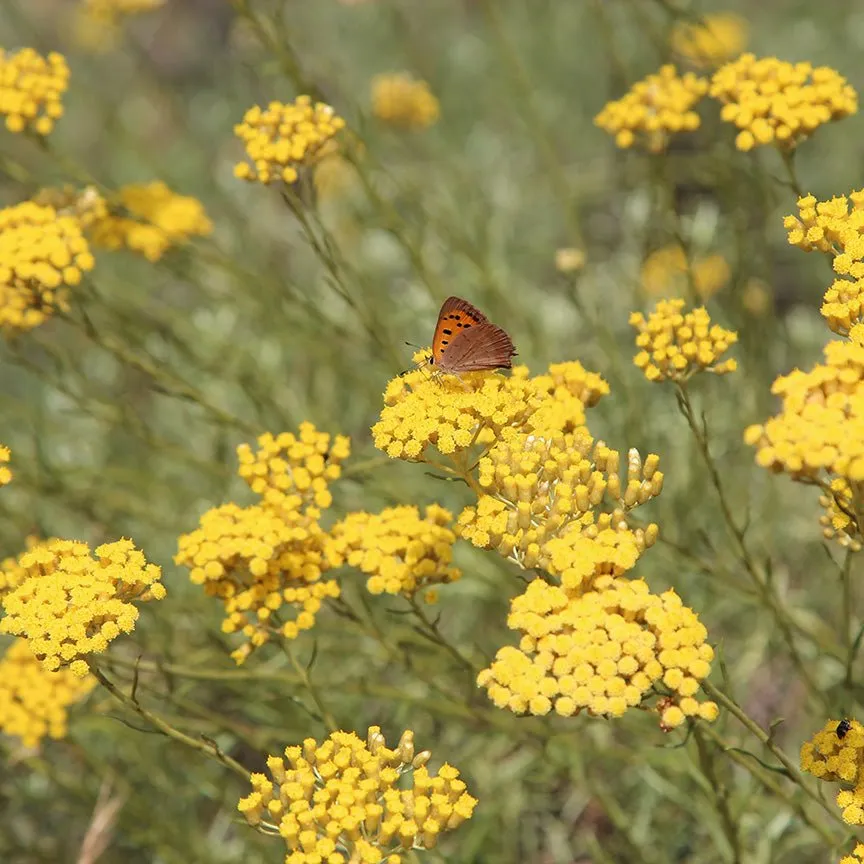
<box><xmin>0</xmin><ymin>48</ymin><xmax>69</xmax><ymax>135</ymax></box>
<box><xmin>0</xmin><ymin>201</ymin><xmax>95</xmax><ymax>333</ymax></box>
<box><xmin>0</xmin><ymin>538</ymin><xmax>166</xmax><ymax>677</ymax></box>
<box><xmin>670</xmin><ymin>14</ymin><xmax>748</xmax><ymax>68</ymax></box>
<box><xmin>88</xmin><ymin>181</ymin><xmax>212</xmax><ymax>262</ymax></box>
<box><xmin>477</xmin><ymin>574</ymin><xmax>717</xmax><ymax>726</ymax></box>
<box><xmin>234</xmin><ymin>96</ymin><xmax>346</xmax><ymax>185</ymax></box>
<box><xmin>641</xmin><ymin>245</ymin><xmax>730</xmax><ymax>300</ymax></box>
<box><xmin>0</xmin><ymin>639</ymin><xmax>95</xmax><ymax>747</ymax></box>
<box><xmin>327</xmin><ymin>504</ymin><xmax>461</xmax><ymax>596</ymax></box>
<box><xmin>802</xmin><ymin>719</ymin><xmax>864</xmax><ymax>824</ymax></box>
<box><xmin>594</xmin><ymin>64</ymin><xmax>708</xmax><ymax>152</ymax></box>
<box><xmin>741</xmin><ymin>277</ymin><xmax>772</xmax><ymax>316</ymax></box>
<box><xmin>630</xmin><ymin>298</ymin><xmax>738</xmax><ymax>382</ymax></box>
<box><xmin>710</xmin><ymin>54</ymin><xmax>858</xmax><ymax>151</ymax></box>
<box><xmin>75</xmin><ymin>0</ymin><xmax>165</xmax><ymax>51</ymax></box>
<box><xmin>176</xmin><ymin>423</ymin><xmax>350</xmax><ymax>663</ymax></box>
<box><xmin>555</xmin><ymin>247</ymin><xmax>586</xmax><ymax>274</ymax></box>
<box><xmin>0</xmin><ymin>445</ymin><xmax>10</xmax><ymax>487</ymax></box>
<box><xmin>238</xmin><ymin>726</ymin><xmax>477</xmax><ymax>862</ymax></box>
<box><xmin>371</xmin><ymin>73</ymin><xmax>440</xmax><ymax>129</ymax></box>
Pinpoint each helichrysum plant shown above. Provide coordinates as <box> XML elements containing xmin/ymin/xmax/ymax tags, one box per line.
<box><xmin>371</xmin><ymin>73</ymin><xmax>440</xmax><ymax>130</ymax></box>
<box><xmin>594</xmin><ymin>64</ymin><xmax>708</xmax><ymax>152</ymax></box>
<box><xmin>237</xmin><ymin>726</ymin><xmax>477</xmax><ymax>863</ymax></box>
<box><xmin>802</xmin><ymin>719</ymin><xmax>864</xmax><ymax>825</ymax></box>
<box><xmin>0</xmin><ymin>48</ymin><xmax>69</xmax><ymax>135</ymax></box>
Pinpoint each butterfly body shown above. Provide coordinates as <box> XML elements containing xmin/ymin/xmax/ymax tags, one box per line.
<box><xmin>430</xmin><ymin>296</ymin><xmax>516</xmax><ymax>375</ymax></box>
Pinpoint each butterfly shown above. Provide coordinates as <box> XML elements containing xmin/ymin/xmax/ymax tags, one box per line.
<box><xmin>428</xmin><ymin>296</ymin><xmax>516</xmax><ymax>375</ymax></box>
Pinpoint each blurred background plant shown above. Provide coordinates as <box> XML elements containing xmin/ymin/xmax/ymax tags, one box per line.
<box><xmin>2</xmin><ymin>0</ymin><xmax>864</xmax><ymax>862</ymax></box>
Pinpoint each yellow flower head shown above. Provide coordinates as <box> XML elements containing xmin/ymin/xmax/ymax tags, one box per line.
<box><xmin>88</xmin><ymin>181</ymin><xmax>212</xmax><ymax>262</ymax></box>
<box><xmin>0</xmin><ymin>536</ymin><xmax>48</xmax><ymax>600</ymax></box>
<box><xmin>0</xmin><ymin>538</ymin><xmax>165</xmax><ymax>676</ymax></box>
<box><xmin>477</xmin><ymin>575</ymin><xmax>717</xmax><ymax>726</ymax></box>
<box><xmin>372</xmin><ymin>73</ymin><xmax>440</xmax><ymax>129</ymax></box>
<box><xmin>801</xmin><ymin>719</ymin><xmax>864</xmax><ymax>824</ymax></box>
<box><xmin>820</xmin><ymin>479</ymin><xmax>862</xmax><ymax>552</ymax></box>
<box><xmin>670</xmin><ymin>14</ymin><xmax>748</xmax><ymax>68</ymax></box>
<box><xmin>594</xmin><ymin>64</ymin><xmax>708</xmax><ymax>152</ymax></box>
<box><xmin>630</xmin><ymin>298</ymin><xmax>738</xmax><ymax>382</ymax></box>
<box><xmin>327</xmin><ymin>504</ymin><xmax>461</xmax><ymax>597</ymax></box>
<box><xmin>710</xmin><ymin>54</ymin><xmax>858</xmax><ymax>151</ymax></box>
<box><xmin>0</xmin><ymin>639</ymin><xmax>95</xmax><ymax>747</ymax></box>
<box><xmin>641</xmin><ymin>245</ymin><xmax>730</xmax><ymax>301</ymax></box>
<box><xmin>238</xmin><ymin>726</ymin><xmax>477</xmax><ymax>862</ymax></box>
<box><xmin>176</xmin><ymin>424</ymin><xmax>350</xmax><ymax>663</ymax></box>
<box><xmin>234</xmin><ymin>96</ymin><xmax>346</xmax><ymax>186</ymax></box>
<box><xmin>0</xmin><ymin>201</ymin><xmax>96</xmax><ymax>333</ymax></box>
<box><xmin>0</xmin><ymin>444</ymin><xmax>10</xmax><ymax>487</ymax></box>
<box><xmin>457</xmin><ymin>426</ymin><xmax>660</xmax><ymax>571</ymax></box>
<box><xmin>0</xmin><ymin>48</ymin><xmax>69</xmax><ymax>135</ymax></box>
<box><xmin>841</xmin><ymin>843</ymin><xmax>864</xmax><ymax>864</ymax></box>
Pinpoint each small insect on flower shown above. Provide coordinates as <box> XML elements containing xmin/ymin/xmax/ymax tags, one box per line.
<box><xmin>429</xmin><ymin>296</ymin><xmax>516</xmax><ymax>376</ymax></box>
<box><xmin>839</xmin><ymin>718</ymin><xmax>853</xmax><ymax>739</ymax></box>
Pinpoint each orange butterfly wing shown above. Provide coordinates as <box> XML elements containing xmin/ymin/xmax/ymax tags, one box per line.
<box><xmin>431</xmin><ymin>296</ymin><xmax>488</xmax><ymax>365</ymax></box>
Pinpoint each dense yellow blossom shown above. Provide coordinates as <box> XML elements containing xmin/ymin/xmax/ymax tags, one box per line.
<box><xmin>0</xmin><ymin>445</ymin><xmax>10</xmax><ymax>487</ymax></box>
<box><xmin>641</xmin><ymin>245</ymin><xmax>730</xmax><ymax>300</ymax></box>
<box><xmin>594</xmin><ymin>65</ymin><xmax>708</xmax><ymax>152</ymax></box>
<box><xmin>710</xmin><ymin>54</ymin><xmax>858</xmax><ymax>151</ymax></box>
<box><xmin>238</xmin><ymin>726</ymin><xmax>477</xmax><ymax>862</ymax></box>
<box><xmin>801</xmin><ymin>719</ymin><xmax>864</xmax><ymax>825</ymax></box>
<box><xmin>0</xmin><ymin>201</ymin><xmax>96</xmax><ymax>333</ymax></box>
<box><xmin>670</xmin><ymin>14</ymin><xmax>748</xmax><ymax>68</ymax></box>
<box><xmin>524</xmin><ymin>361</ymin><xmax>610</xmax><ymax>435</ymax></box>
<box><xmin>327</xmin><ymin>505</ymin><xmax>460</xmax><ymax>596</ymax></box>
<box><xmin>841</xmin><ymin>844</ymin><xmax>864</xmax><ymax>864</ymax></box>
<box><xmin>234</xmin><ymin>96</ymin><xmax>346</xmax><ymax>185</ymax></box>
<box><xmin>630</xmin><ymin>298</ymin><xmax>738</xmax><ymax>382</ymax></box>
<box><xmin>371</xmin><ymin>73</ymin><xmax>440</xmax><ymax>129</ymax></box>
<box><xmin>477</xmin><ymin>574</ymin><xmax>717</xmax><ymax>727</ymax></box>
<box><xmin>176</xmin><ymin>424</ymin><xmax>350</xmax><ymax>663</ymax></box>
<box><xmin>87</xmin><ymin>181</ymin><xmax>212</xmax><ymax>262</ymax></box>
<box><xmin>0</xmin><ymin>536</ymin><xmax>47</xmax><ymax>600</ymax></box>
<box><xmin>0</xmin><ymin>538</ymin><xmax>165</xmax><ymax>676</ymax></box>
<box><xmin>457</xmin><ymin>427</ymin><xmax>660</xmax><ymax>571</ymax></box>
<box><xmin>0</xmin><ymin>48</ymin><xmax>69</xmax><ymax>135</ymax></box>
<box><xmin>0</xmin><ymin>639</ymin><xmax>95</xmax><ymax>747</ymax></box>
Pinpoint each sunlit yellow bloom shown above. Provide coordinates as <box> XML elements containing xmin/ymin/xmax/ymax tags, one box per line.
<box><xmin>670</xmin><ymin>14</ymin><xmax>748</xmax><ymax>68</ymax></box>
<box><xmin>840</xmin><ymin>843</ymin><xmax>864</xmax><ymax>864</ymax></box>
<box><xmin>176</xmin><ymin>424</ymin><xmax>350</xmax><ymax>663</ymax></box>
<box><xmin>327</xmin><ymin>505</ymin><xmax>461</xmax><ymax>596</ymax></box>
<box><xmin>630</xmin><ymin>298</ymin><xmax>738</xmax><ymax>382</ymax></box>
<box><xmin>0</xmin><ymin>536</ymin><xmax>47</xmax><ymax>600</ymax></box>
<box><xmin>238</xmin><ymin>726</ymin><xmax>477</xmax><ymax>862</ymax></box>
<box><xmin>0</xmin><ymin>538</ymin><xmax>165</xmax><ymax>676</ymax></box>
<box><xmin>802</xmin><ymin>719</ymin><xmax>864</xmax><ymax>824</ymax></box>
<box><xmin>594</xmin><ymin>64</ymin><xmax>707</xmax><ymax>152</ymax></box>
<box><xmin>0</xmin><ymin>200</ymin><xmax>95</xmax><ymax>333</ymax></box>
<box><xmin>0</xmin><ymin>48</ymin><xmax>69</xmax><ymax>135</ymax></box>
<box><xmin>372</xmin><ymin>73</ymin><xmax>440</xmax><ymax>129</ymax></box>
<box><xmin>0</xmin><ymin>444</ymin><xmax>10</xmax><ymax>487</ymax></box>
<box><xmin>87</xmin><ymin>181</ymin><xmax>212</xmax><ymax>262</ymax></box>
<box><xmin>641</xmin><ymin>245</ymin><xmax>730</xmax><ymax>300</ymax></box>
<box><xmin>710</xmin><ymin>54</ymin><xmax>858</xmax><ymax>151</ymax></box>
<box><xmin>0</xmin><ymin>639</ymin><xmax>95</xmax><ymax>747</ymax></box>
<box><xmin>477</xmin><ymin>574</ymin><xmax>717</xmax><ymax>726</ymax></box>
<box><xmin>234</xmin><ymin>96</ymin><xmax>346</xmax><ymax>185</ymax></box>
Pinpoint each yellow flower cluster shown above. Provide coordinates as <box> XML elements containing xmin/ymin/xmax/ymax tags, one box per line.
<box><xmin>0</xmin><ymin>638</ymin><xmax>95</xmax><ymax>747</ymax></box>
<box><xmin>670</xmin><ymin>14</ymin><xmax>748</xmax><ymax>68</ymax></box>
<box><xmin>234</xmin><ymin>96</ymin><xmax>346</xmax><ymax>186</ymax></box>
<box><xmin>594</xmin><ymin>64</ymin><xmax>707</xmax><ymax>152</ymax></box>
<box><xmin>641</xmin><ymin>245</ymin><xmax>730</xmax><ymax>301</ymax></box>
<box><xmin>801</xmin><ymin>719</ymin><xmax>864</xmax><ymax>825</ymax></box>
<box><xmin>371</xmin><ymin>73</ymin><xmax>440</xmax><ymax>130</ymax></box>
<box><xmin>457</xmin><ymin>428</ymin><xmax>660</xmax><ymax>572</ymax></box>
<box><xmin>327</xmin><ymin>505</ymin><xmax>461</xmax><ymax>597</ymax></box>
<box><xmin>87</xmin><ymin>181</ymin><xmax>212</xmax><ymax>262</ymax></box>
<box><xmin>238</xmin><ymin>726</ymin><xmax>477</xmax><ymax>863</ymax></box>
<box><xmin>0</xmin><ymin>48</ymin><xmax>68</xmax><ymax>135</ymax></box>
<box><xmin>841</xmin><ymin>844</ymin><xmax>864</xmax><ymax>864</ymax></box>
<box><xmin>0</xmin><ymin>536</ymin><xmax>46</xmax><ymax>600</ymax></box>
<box><xmin>0</xmin><ymin>445</ymin><xmax>10</xmax><ymax>487</ymax></box>
<box><xmin>0</xmin><ymin>200</ymin><xmax>96</xmax><ymax>332</ymax></box>
<box><xmin>175</xmin><ymin>424</ymin><xmax>350</xmax><ymax>663</ymax></box>
<box><xmin>819</xmin><ymin>479</ymin><xmax>861</xmax><ymax>552</ymax></box>
<box><xmin>524</xmin><ymin>361</ymin><xmax>610</xmax><ymax>435</ymax></box>
<box><xmin>477</xmin><ymin>575</ymin><xmax>717</xmax><ymax>727</ymax></box>
<box><xmin>710</xmin><ymin>54</ymin><xmax>858</xmax><ymax>151</ymax></box>
<box><xmin>0</xmin><ymin>537</ymin><xmax>165</xmax><ymax>677</ymax></box>
<box><xmin>630</xmin><ymin>298</ymin><xmax>738</xmax><ymax>382</ymax></box>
